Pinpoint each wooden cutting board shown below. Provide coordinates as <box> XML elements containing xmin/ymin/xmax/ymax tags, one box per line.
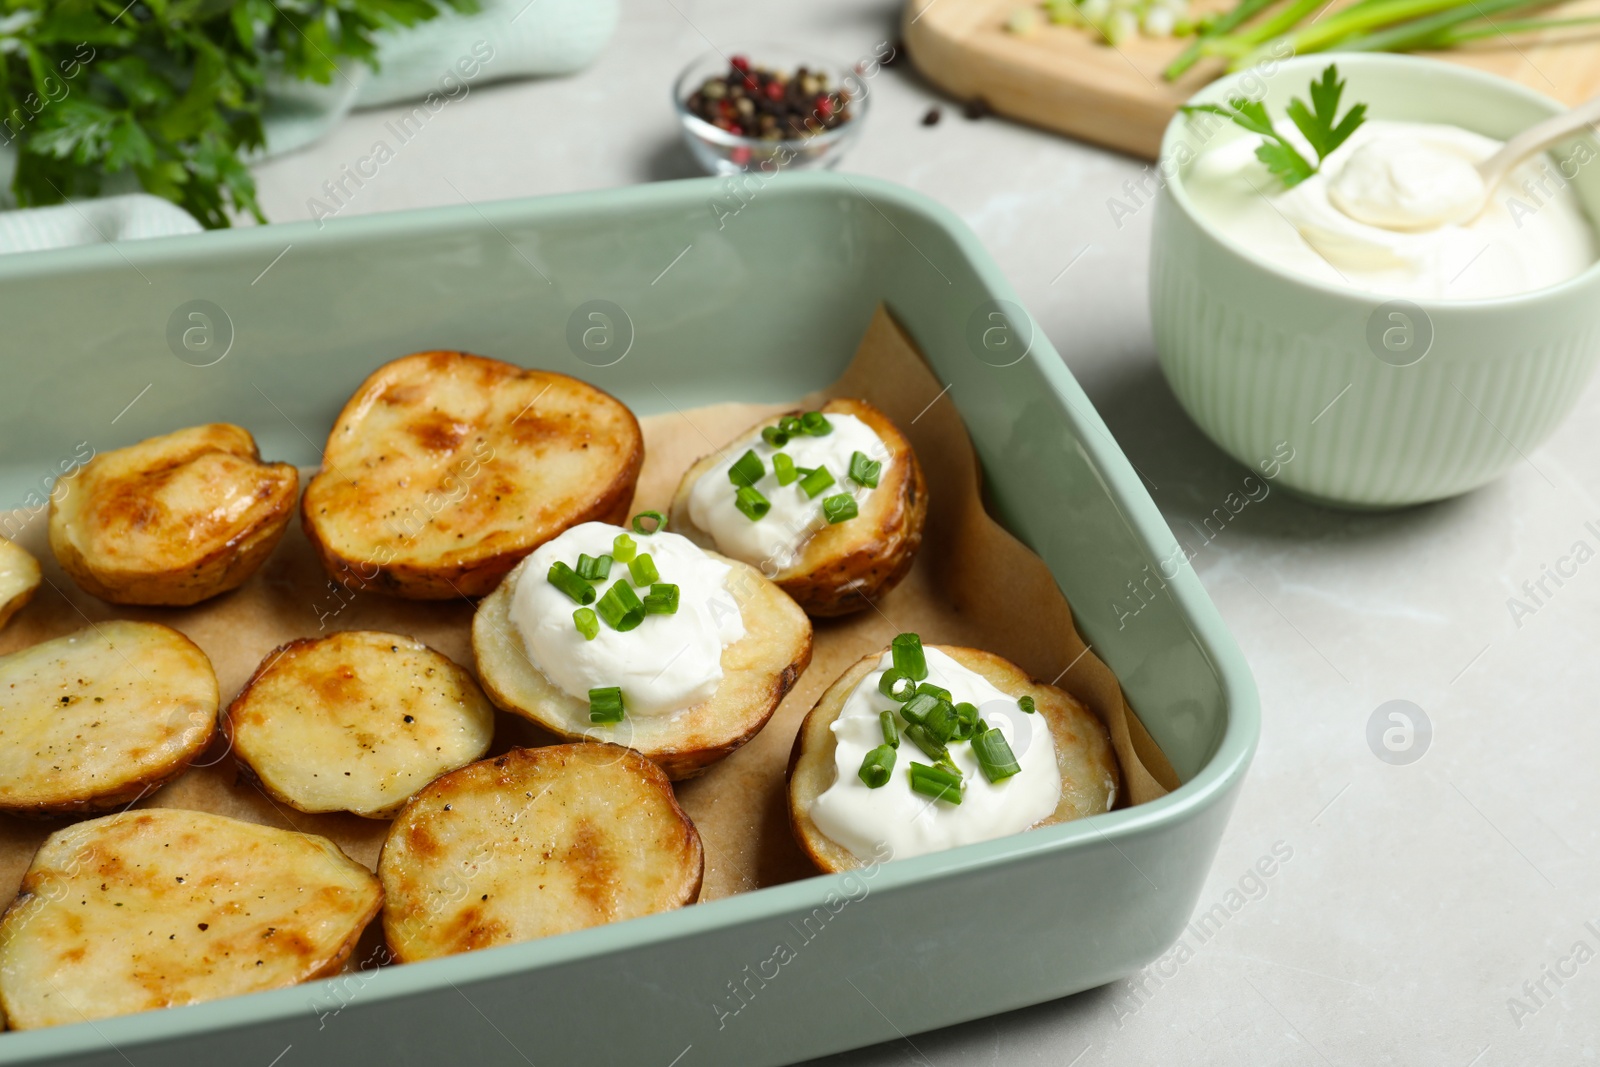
<box><xmin>904</xmin><ymin>0</ymin><xmax>1600</xmax><ymax>158</ymax></box>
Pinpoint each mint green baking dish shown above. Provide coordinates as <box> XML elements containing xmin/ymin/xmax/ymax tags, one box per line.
<box><xmin>0</xmin><ymin>174</ymin><xmax>1257</xmax><ymax>1066</ymax></box>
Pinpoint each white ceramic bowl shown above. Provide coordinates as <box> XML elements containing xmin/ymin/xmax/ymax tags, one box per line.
<box><xmin>1151</xmin><ymin>54</ymin><xmax>1600</xmax><ymax>508</ymax></box>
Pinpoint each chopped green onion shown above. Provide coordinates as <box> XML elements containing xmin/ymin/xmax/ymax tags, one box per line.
<box><xmin>904</xmin><ymin>723</ymin><xmax>948</xmax><ymax>762</ymax></box>
<box><xmin>628</xmin><ymin>552</ymin><xmax>659</xmax><ymax>586</ymax></box>
<box><xmin>878</xmin><ymin>668</ymin><xmax>917</xmax><ymax>702</ymax></box>
<box><xmin>576</xmin><ymin>553</ymin><xmax>612</xmax><ymax>581</ymax></box>
<box><xmin>801</xmin><ymin>411</ymin><xmax>832</xmax><ymax>436</ymax></box>
<box><xmin>916</xmin><ymin>682</ymin><xmax>952</xmax><ymax>703</ymax></box>
<box><xmin>858</xmin><ymin>744</ymin><xmax>896</xmax><ymax>788</ymax></box>
<box><xmin>798</xmin><ymin>465</ymin><xmax>835</xmax><ymax>499</ymax></box>
<box><xmin>822</xmin><ymin>493</ymin><xmax>858</xmax><ymax>524</ymax></box>
<box><xmin>973</xmin><ymin>728</ymin><xmax>1021</xmax><ymax>782</ymax></box>
<box><xmin>596</xmin><ymin>579</ymin><xmax>645</xmax><ymax>632</ymax></box>
<box><xmin>612</xmin><ymin>533</ymin><xmax>637</xmax><ymax>563</ymax></box>
<box><xmin>728</xmin><ymin>449</ymin><xmax>765</xmax><ymax>489</ymax></box>
<box><xmin>953</xmin><ymin>702</ymin><xmax>979</xmax><ymax>742</ymax></box>
<box><xmin>879</xmin><ymin>710</ymin><xmax>900</xmax><ymax>748</ymax></box>
<box><xmin>735</xmin><ymin>486</ymin><xmax>771</xmax><ymax>521</ymax></box>
<box><xmin>778</xmin><ymin>415</ymin><xmax>803</xmax><ymax>438</ymax></box>
<box><xmin>589</xmin><ymin>686</ymin><xmax>625</xmax><ymax>724</ymax></box>
<box><xmin>773</xmin><ymin>452</ymin><xmax>798</xmax><ymax>486</ymax></box>
<box><xmin>1018</xmin><ymin>695</ymin><xmax>1037</xmax><ymax>714</ymax></box>
<box><xmin>761</xmin><ymin>425</ymin><xmax>790</xmax><ymax>448</ymax></box>
<box><xmin>901</xmin><ymin>692</ymin><xmax>943</xmax><ymax>725</ymax></box>
<box><xmin>922</xmin><ymin>700</ymin><xmax>960</xmax><ymax>745</ymax></box>
<box><xmin>891</xmin><ymin>633</ymin><xmax>928</xmax><ymax>681</ymax></box>
<box><xmin>632</xmin><ymin>511</ymin><xmax>666</xmax><ymax>535</ymax></box>
<box><xmin>849</xmin><ymin>451</ymin><xmax>881</xmax><ymax>488</ymax></box>
<box><xmin>547</xmin><ymin>560</ymin><xmax>595</xmax><ymax>605</ymax></box>
<box><xmin>573</xmin><ymin>607</ymin><xmax>599</xmax><ymax>640</ymax></box>
<box><xmin>909</xmin><ymin>762</ymin><xmax>963</xmax><ymax>804</ymax></box>
<box><xmin>643</xmin><ymin>583</ymin><xmax>680</xmax><ymax>615</ymax></box>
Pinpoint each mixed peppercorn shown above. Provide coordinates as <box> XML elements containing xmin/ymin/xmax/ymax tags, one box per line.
<box><xmin>685</xmin><ymin>55</ymin><xmax>855</xmax><ymax>144</ymax></box>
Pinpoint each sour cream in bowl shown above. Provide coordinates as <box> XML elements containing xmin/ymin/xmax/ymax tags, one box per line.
<box><xmin>1184</xmin><ymin>119</ymin><xmax>1596</xmax><ymax>300</ymax></box>
<box><xmin>1150</xmin><ymin>54</ymin><xmax>1600</xmax><ymax>508</ymax></box>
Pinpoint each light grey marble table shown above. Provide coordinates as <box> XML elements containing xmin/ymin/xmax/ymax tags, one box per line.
<box><xmin>253</xmin><ymin>3</ymin><xmax>1600</xmax><ymax>1063</ymax></box>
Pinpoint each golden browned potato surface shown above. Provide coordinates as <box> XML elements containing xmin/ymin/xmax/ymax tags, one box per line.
<box><xmin>472</xmin><ymin>553</ymin><xmax>811</xmax><ymax>779</ymax></box>
<box><xmin>302</xmin><ymin>351</ymin><xmax>643</xmax><ymax>600</ymax></box>
<box><xmin>48</xmin><ymin>423</ymin><xmax>297</xmax><ymax>606</ymax></box>
<box><xmin>224</xmin><ymin>631</ymin><xmax>496</xmax><ymax>819</ymax></box>
<box><xmin>788</xmin><ymin>645</ymin><xmax>1122</xmax><ymax>873</ymax></box>
<box><xmin>0</xmin><ymin>621</ymin><xmax>218</xmax><ymax>815</ymax></box>
<box><xmin>0</xmin><ymin>539</ymin><xmax>40</xmax><ymax>631</ymax></box>
<box><xmin>669</xmin><ymin>398</ymin><xmax>926</xmax><ymax>616</ymax></box>
<box><xmin>0</xmin><ymin>809</ymin><xmax>381</xmax><ymax>1030</ymax></box>
<box><xmin>379</xmin><ymin>745</ymin><xmax>702</xmax><ymax>962</ymax></box>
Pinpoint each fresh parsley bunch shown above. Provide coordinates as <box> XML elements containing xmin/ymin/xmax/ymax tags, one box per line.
<box><xmin>0</xmin><ymin>0</ymin><xmax>468</xmax><ymax>228</ymax></box>
<box><xmin>1182</xmin><ymin>64</ymin><xmax>1368</xmax><ymax>188</ymax></box>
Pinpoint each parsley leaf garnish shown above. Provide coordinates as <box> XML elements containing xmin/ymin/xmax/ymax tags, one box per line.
<box><xmin>1180</xmin><ymin>63</ymin><xmax>1367</xmax><ymax>190</ymax></box>
<box><xmin>1286</xmin><ymin>64</ymin><xmax>1367</xmax><ymax>163</ymax></box>
<box><xmin>1183</xmin><ymin>98</ymin><xmax>1315</xmax><ymax>187</ymax></box>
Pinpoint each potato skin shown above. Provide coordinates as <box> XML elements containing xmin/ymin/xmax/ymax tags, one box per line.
<box><xmin>0</xmin><ymin>809</ymin><xmax>381</xmax><ymax>1029</ymax></box>
<box><xmin>48</xmin><ymin>424</ymin><xmax>297</xmax><ymax>607</ymax></box>
<box><xmin>0</xmin><ymin>620</ymin><xmax>219</xmax><ymax>816</ymax></box>
<box><xmin>301</xmin><ymin>351</ymin><xmax>643</xmax><ymax>600</ymax></box>
<box><xmin>787</xmin><ymin>645</ymin><xmax>1122</xmax><ymax>873</ymax></box>
<box><xmin>0</xmin><ymin>539</ymin><xmax>40</xmax><ymax>632</ymax></box>
<box><xmin>223</xmin><ymin>631</ymin><xmax>497</xmax><ymax>819</ymax></box>
<box><xmin>472</xmin><ymin>552</ymin><xmax>811</xmax><ymax>780</ymax></box>
<box><xmin>378</xmin><ymin>745</ymin><xmax>702</xmax><ymax>963</ymax></box>
<box><xmin>669</xmin><ymin>398</ymin><xmax>927</xmax><ymax>617</ymax></box>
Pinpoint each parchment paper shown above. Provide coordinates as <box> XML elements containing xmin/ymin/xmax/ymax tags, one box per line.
<box><xmin>0</xmin><ymin>305</ymin><xmax>1176</xmax><ymax>930</ymax></box>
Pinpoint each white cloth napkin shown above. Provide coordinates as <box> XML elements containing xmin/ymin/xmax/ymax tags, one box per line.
<box><xmin>0</xmin><ymin>194</ymin><xmax>206</xmax><ymax>252</ymax></box>
<box><xmin>0</xmin><ymin>0</ymin><xmax>617</xmax><ymax>253</ymax></box>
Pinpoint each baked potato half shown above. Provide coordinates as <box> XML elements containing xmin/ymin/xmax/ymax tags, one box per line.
<box><xmin>223</xmin><ymin>631</ymin><xmax>497</xmax><ymax>819</ymax></box>
<box><xmin>378</xmin><ymin>744</ymin><xmax>702</xmax><ymax>962</ymax></box>
<box><xmin>472</xmin><ymin>550</ymin><xmax>811</xmax><ymax>780</ymax></box>
<box><xmin>301</xmin><ymin>351</ymin><xmax>643</xmax><ymax>599</ymax></box>
<box><xmin>0</xmin><ymin>621</ymin><xmax>218</xmax><ymax>815</ymax></box>
<box><xmin>0</xmin><ymin>538</ymin><xmax>40</xmax><ymax>631</ymax></box>
<box><xmin>0</xmin><ymin>809</ymin><xmax>382</xmax><ymax>1029</ymax></box>
<box><xmin>48</xmin><ymin>423</ymin><xmax>297</xmax><ymax>606</ymax></box>
<box><xmin>788</xmin><ymin>644</ymin><xmax>1121</xmax><ymax>873</ymax></box>
<box><xmin>669</xmin><ymin>398</ymin><xmax>926</xmax><ymax>616</ymax></box>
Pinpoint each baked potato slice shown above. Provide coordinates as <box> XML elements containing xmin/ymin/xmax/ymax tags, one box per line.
<box><xmin>0</xmin><ymin>808</ymin><xmax>382</xmax><ymax>1029</ymax></box>
<box><xmin>788</xmin><ymin>645</ymin><xmax>1121</xmax><ymax>873</ymax></box>
<box><xmin>0</xmin><ymin>538</ymin><xmax>40</xmax><ymax>631</ymax></box>
<box><xmin>48</xmin><ymin>423</ymin><xmax>297</xmax><ymax>606</ymax></box>
<box><xmin>472</xmin><ymin>551</ymin><xmax>811</xmax><ymax>780</ymax></box>
<box><xmin>224</xmin><ymin>631</ymin><xmax>496</xmax><ymax>819</ymax></box>
<box><xmin>0</xmin><ymin>621</ymin><xmax>218</xmax><ymax>815</ymax></box>
<box><xmin>379</xmin><ymin>744</ymin><xmax>702</xmax><ymax>962</ymax></box>
<box><xmin>302</xmin><ymin>351</ymin><xmax>643</xmax><ymax>599</ymax></box>
<box><xmin>669</xmin><ymin>398</ymin><xmax>927</xmax><ymax>616</ymax></box>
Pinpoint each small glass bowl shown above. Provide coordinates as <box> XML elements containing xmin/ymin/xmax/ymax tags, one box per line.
<box><xmin>673</xmin><ymin>47</ymin><xmax>871</xmax><ymax>177</ymax></box>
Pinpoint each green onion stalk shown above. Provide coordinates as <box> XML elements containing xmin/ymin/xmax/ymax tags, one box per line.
<box><xmin>1326</xmin><ymin>0</ymin><xmax>1561</xmax><ymax>52</ymax></box>
<box><xmin>1163</xmin><ymin>0</ymin><xmax>1594</xmax><ymax>81</ymax></box>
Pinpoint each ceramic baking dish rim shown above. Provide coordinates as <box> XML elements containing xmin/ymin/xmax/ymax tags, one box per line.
<box><xmin>0</xmin><ymin>173</ymin><xmax>1260</xmax><ymax>1064</ymax></box>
